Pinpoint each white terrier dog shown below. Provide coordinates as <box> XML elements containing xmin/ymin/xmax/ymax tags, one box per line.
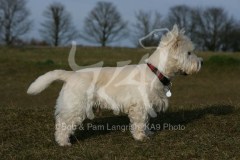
<box><xmin>27</xmin><ymin>25</ymin><xmax>203</xmax><ymax>146</ymax></box>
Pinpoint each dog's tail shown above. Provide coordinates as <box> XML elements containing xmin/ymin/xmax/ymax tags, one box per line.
<box><xmin>27</xmin><ymin>70</ymin><xmax>73</xmax><ymax>95</ymax></box>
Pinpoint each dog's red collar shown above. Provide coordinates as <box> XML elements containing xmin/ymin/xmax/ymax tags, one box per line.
<box><xmin>147</xmin><ymin>63</ymin><xmax>171</xmax><ymax>86</ymax></box>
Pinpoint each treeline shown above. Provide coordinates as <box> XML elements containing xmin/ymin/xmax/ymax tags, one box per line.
<box><xmin>0</xmin><ymin>0</ymin><xmax>239</xmax><ymax>51</ymax></box>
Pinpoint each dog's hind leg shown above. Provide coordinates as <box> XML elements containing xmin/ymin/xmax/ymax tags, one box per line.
<box><xmin>55</xmin><ymin>114</ymin><xmax>84</xmax><ymax>146</ymax></box>
<box><xmin>128</xmin><ymin>105</ymin><xmax>149</xmax><ymax>141</ymax></box>
<box><xmin>54</xmin><ymin>88</ymin><xmax>87</xmax><ymax>146</ymax></box>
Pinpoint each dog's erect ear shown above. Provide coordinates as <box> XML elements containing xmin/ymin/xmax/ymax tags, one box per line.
<box><xmin>171</xmin><ymin>24</ymin><xmax>179</xmax><ymax>36</ymax></box>
<box><xmin>159</xmin><ymin>24</ymin><xmax>181</xmax><ymax>47</ymax></box>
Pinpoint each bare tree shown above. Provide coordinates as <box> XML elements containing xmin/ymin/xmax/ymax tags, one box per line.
<box><xmin>40</xmin><ymin>2</ymin><xmax>78</xmax><ymax>46</ymax></box>
<box><xmin>194</xmin><ymin>7</ymin><xmax>235</xmax><ymax>51</ymax></box>
<box><xmin>81</xmin><ymin>1</ymin><xmax>127</xmax><ymax>47</ymax></box>
<box><xmin>219</xmin><ymin>17</ymin><xmax>238</xmax><ymax>51</ymax></box>
<box><xmin>132</xmin><ymin>10</ymin><xmax>163</xmax><ymax>47</ymax></box>
<box><xmin>0</xmin><ymin>0</ymin><xmax>32</xmax><ymax>45</ymax></box>
<box><xmin>166</xmin><ymin>5</ymin><xmax>192</xmax><ymax>28</ymax></box>
<box><xmin>165</xmin><ymin>5</ymin><xmax>198</xmax><ymax>39</ymax></box>
<box><xmin>165</xmin><ymin>5</ymin><xmax>240</xmax><ymax>51</ymax></box>
<box><xmin>226</xmin><ymin>22</ymin><xmax>240</xmax><ymax>51</ymax></box>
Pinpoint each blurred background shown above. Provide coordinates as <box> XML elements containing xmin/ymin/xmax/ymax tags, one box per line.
<box><xmin>1</xmin><ymin>1</ymin><xmax>240</xmax><ymax>159</ymax></box>
<box><xmin>0</xmin><ymin>0</ymin><xmax>240</xmax><ymax>51</ymax></box>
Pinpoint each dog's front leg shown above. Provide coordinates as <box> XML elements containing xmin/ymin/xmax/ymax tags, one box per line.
<box><xmin>128</xmin><ymin>105</ymin><xmax>149</xmax><ymax>141</ymax></box>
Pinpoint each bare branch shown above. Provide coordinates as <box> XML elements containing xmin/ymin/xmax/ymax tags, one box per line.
<box><xmin>0</xmin><ymin>0</ymin><xmax>32</xmax><ymax>45</ymax></box>
<box><xmin>132</xmin><ymin>10</ymin><xmax>163</xmax><ymax>47</ymax></box>
<box><xmin>81</xmin><ymin>2</ymin><xmax>128</xmax><ymax>47</ymax></box>
<box><xmin>193</xmin><ymin>7</ymin><xmax>235</xmax><ymax>51</ymax></box>
<box><xmin>40</xmin><ymin>2</ymin><xmax>79</xmax><ymax>46</ymax></box>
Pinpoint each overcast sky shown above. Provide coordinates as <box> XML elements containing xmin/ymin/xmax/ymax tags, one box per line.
<box><xmin>26</xmin><ymin>0</ymin><xmax>240</xmax><ymax>47</ymax></box>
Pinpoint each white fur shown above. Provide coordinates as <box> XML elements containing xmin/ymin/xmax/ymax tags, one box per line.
<box><xmin>27</xmin><ymin>70</ymin><xmax>73</xmax><ymax>95</ymax></box>
<box><xmin>27</xmin><ymin>25</ymin><xmax>202</xmax><ymax>146</ymax></box>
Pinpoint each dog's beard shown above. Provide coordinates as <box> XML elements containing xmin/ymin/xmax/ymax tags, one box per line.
<box><xmin>179</xmin><ymin>60</ymin><xmax>201</xmax><ymax>75</ymax></box>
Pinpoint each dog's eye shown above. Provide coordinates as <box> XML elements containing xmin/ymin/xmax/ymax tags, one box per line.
<box><xmin>188</xmin><ymin>52</ymin><xmax>191</xmax><ymax>56</ymax></box>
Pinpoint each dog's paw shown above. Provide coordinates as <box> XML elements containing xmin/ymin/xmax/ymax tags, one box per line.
<box><xmin>133</xmin><ymin>133</ymin><xmax>150</xmax><ymax>141</ymax></box>
<box><xmin>58</xmin><ymin>142</ymin><xmax>72</xmax><ymax>147</ymax></box>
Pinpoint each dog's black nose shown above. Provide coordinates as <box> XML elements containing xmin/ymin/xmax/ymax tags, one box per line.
<box><xmin>201</xmin><ymin>60</ymin><xmax>203</xmax><ymax>66</ymax></box>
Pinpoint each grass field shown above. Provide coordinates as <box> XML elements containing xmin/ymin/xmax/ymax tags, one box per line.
<box><xmin>0</xmin><ymin>47</ymin><xmax>240</xmax><ymax>159</ymax></box>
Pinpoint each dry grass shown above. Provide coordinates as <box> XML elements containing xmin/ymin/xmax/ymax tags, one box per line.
<box><xmin>0</xmin><ymin>47</ymin><xmax>240</xmax><ymax>159</ymax></box>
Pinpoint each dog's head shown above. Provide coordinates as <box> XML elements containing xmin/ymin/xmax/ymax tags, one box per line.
<box><xmin>158</xmin><ymin>25</ymin><xmax>203</xmax><ymax>77</ymax></box>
